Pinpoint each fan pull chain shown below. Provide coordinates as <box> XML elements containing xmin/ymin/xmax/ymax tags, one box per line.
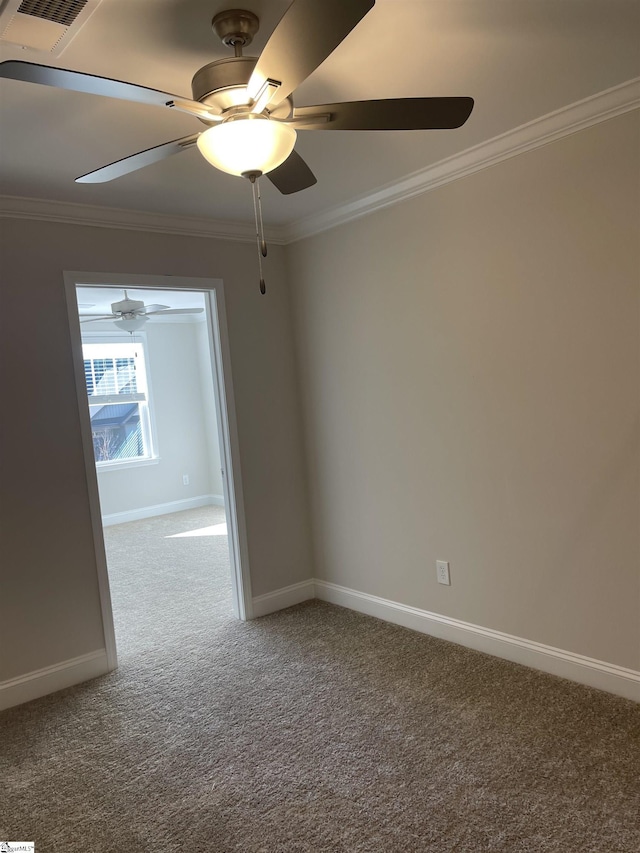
<box><xmin>249</xmin><ymin>173</ymin><xmax>267</xmax><ymax>295</ymax></box>
<box><xmin>256</xmin><ymin>178</ymin><xmax>267</xmax><ymax>259</ymax></box>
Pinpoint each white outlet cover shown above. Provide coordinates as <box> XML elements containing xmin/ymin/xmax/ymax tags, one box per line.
<box><xmin>436</xmin><ymin>560</ymin><xmax>451</xmax><ymax>585</ymax></box>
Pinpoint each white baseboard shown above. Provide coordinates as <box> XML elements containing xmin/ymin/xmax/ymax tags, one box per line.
<box><xmin>0</xmin><ymin>650</ymin><xmax>111</xmax><ymax>711</ymax></box>
<box><xmin>252</xmin><ymin>580</ymin><xmax>316</xmax><ymax>618</ymax></box>
<box><xmin>313</xmin><ymin>581</ymin><xmax>640</xmax><ymax>703</ymax></box>
<box><xmin>102</xmin><ymin>494</ymin><xmax>219</xmax><ymax>526</ymax></box>
<box><xmin>6</xmin><ymin>584</ymin><xmax>634</xmax><ymax>710</ymax></box>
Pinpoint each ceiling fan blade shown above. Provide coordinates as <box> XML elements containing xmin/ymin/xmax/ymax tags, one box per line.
<box><xmin>76</xmin><ymin>134</ymin><xmax>200</xmax><ymax>184</ymax></box>
<box><xmin>141</xmin><ymin>304</ymin><xmax>170</xmax><ymax>313</ymax></box>
<box><xmin>293</xmin><ymin>97</ymin><xmax>474</xmax><ymax>131</ymax></box>
<box><xmin>0</xmin><ymin>61</ymin><xmax>216</xmax><ymax>120</ymax></box>
<box><xmin>80</xmin><ymin>315</ymin><xmax>117</xmax><ymax>323</ymax></box>
<box><xmin>248</xmin><ymin>0</ymin><xmax>375</xmax><ymax>109</ymax></box>
<box><xmin>267</xmin><ymin>150</ymin><xmax>317</xmax><ymax>195</ymax></box>
<box><xmin>145</xmin><ymin>308</ymin><xmax>205</xmax><ymax>316</ymax></box>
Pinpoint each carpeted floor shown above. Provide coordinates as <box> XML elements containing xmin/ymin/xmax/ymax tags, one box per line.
<box><xmin>103</xmin><ymin>504</ymin><xmax>234</xmax><ymax>661</ymax></box>
<box><xmin>1</xmin><ymin>507</ymin><xmax>639</xmax><ymax>852</ymax></box>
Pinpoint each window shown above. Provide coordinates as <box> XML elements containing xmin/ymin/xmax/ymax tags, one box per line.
<box><xmin>82</xmin><ymin>339</ymin><xmax>155</xmax><ymax>465</ymax></box>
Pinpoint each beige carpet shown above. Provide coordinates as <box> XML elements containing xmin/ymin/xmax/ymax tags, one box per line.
<box><xmin>1</xmin><ymin>507</ymin><xmax>639</xmax><ymax>852</ymax></box>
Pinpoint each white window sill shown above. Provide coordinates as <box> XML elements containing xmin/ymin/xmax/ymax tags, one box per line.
<box><xmin>96</xmin><ymin>457</ymin><xmax>160</xmax><ymax>472</ymax></box>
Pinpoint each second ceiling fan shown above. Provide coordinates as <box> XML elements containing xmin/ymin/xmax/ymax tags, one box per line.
<box><xmin>81</xmin><ymin>291</ymin><xmax>204</xmax><ymax>333</ymax></box>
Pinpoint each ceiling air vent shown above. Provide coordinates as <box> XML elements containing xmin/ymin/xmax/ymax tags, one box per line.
<box><xmin>0</xmin><ymin>0</ymin><xmax>103</xmax><ymax>56</ymax></box>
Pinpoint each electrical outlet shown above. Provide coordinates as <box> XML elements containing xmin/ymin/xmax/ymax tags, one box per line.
<box><xmin>436</xmin><ymin>560</ymin><xmax>451</xmax><ymax>585</ymax></box>
<box><xmin>182</xmin><ymin>474</ymin><xmax>190</xmax><ymax>486</ymax></box>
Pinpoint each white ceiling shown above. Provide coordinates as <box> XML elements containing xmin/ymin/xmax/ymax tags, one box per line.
<box><xmin>1</xmin><ymin>0</ymin><xmax>638</xmax><ymax>226</ymax></box>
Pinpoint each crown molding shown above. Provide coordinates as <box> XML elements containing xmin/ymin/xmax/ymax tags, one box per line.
<box><xmin>1</xmin><ymin>79</ymin><xmax>637</xmax><ymax>246</ymax></box>
<box><xmin>0</xmin><ymin>194</ymin><xmax>288</xmax><ymax>245</ymax></box>
<box><xmin>281</xmin><ymin>77</ymin><xmax>640</xmax><ymax>244</ymax></box>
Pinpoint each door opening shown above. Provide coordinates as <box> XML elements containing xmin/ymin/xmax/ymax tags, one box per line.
<box><xmin>65</xmin><ymin>273</ymin><xmax>252</xmax><ymax>670</ymax></box>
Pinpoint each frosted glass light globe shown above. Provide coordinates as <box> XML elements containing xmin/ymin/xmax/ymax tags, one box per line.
<box><xmin>197</xmin><ymin>116</ymin><xmax>297</xmax><ymax>177</ymax></box>
<box><xmin>114</xmin><ymin>316</ymin><xmax>147</xmax><ymax>333</ymax></box>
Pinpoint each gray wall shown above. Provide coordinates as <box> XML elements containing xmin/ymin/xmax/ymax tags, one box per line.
<box><xmin>287</xmin><ymin>111</ymin><xmax>640</xmax><ymax>670</ymax></box>
<box><xmin>0</xmin><ymin>223</ymin><xmax>313</xmax><ymax>681</ymax></box>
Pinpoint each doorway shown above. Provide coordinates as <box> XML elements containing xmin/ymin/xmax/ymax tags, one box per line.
<box><xmin>65</xmin><ymin>272</ymin><xmax>252</xmax><ymax>671</ymax></box>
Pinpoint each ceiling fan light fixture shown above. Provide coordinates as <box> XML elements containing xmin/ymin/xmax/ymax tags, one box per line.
<box><xmin>196</xmin><ymin>115</ymin><xmax>296</xmax><ymax>177</ymax></box>
<box><xmin>113</xmin><ymin>315</ymin><xmax>148</xmax><ymax>333</ymax></box>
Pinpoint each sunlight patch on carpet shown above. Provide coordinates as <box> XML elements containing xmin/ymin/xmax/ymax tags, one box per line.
<box><xmin>167</xmin><ymin>522</ymin><xmax>227</xmax><ymax>538</ymax></box>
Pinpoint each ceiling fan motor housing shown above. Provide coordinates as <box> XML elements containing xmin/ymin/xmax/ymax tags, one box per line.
<box><xmin>191</xmin><ymin>56</ymin><xmax>293</xmax><ymax>120</ymax></box>
<box><xmin>193</xmin><ymin>9</ymin><xmax>288</xmax><ymax>119</ymax></box>
<box><xmin>111</xmin><ymin>295</ymin><xmax>145</xmax><ymax>314</ymax></box>
<box><xmin>192</xmin><ymin>55</ymin><xmax>255</xmax><ymax>108</ymax></box>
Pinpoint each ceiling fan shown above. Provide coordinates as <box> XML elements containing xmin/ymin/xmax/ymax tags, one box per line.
<box><xmin>80</xmin><ymin>291</ymin><xmax>204</xmax><ymax>333</ymax></box>
<box><xmin>0</xmin><ymin>0</ymin><xmax>474</xmax><ymax>291</ymax></box>
<box><xmin>0</xmin><ymin>0</ymin><xmax>474</xmax><ymax>189</ymax></box>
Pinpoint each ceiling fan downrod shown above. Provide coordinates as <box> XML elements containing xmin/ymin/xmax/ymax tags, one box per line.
<box><xmin>211</xmin><ymin>9</ymin><xmax>259</xmax><ymax>57</ymax></box>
